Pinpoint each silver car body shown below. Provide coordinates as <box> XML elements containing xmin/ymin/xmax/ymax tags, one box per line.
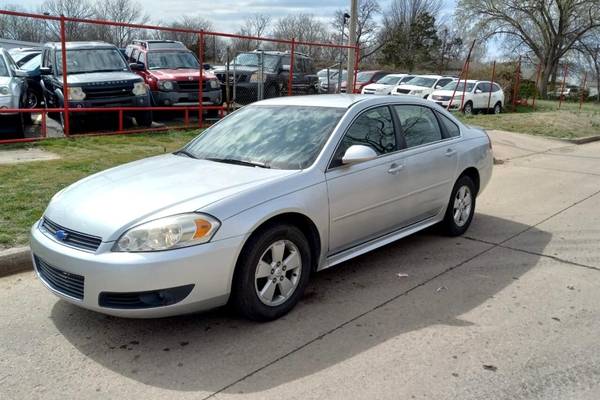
<box><xmin>30</xmin><ymin>94</ymin><xmax>493</xmax><ymax>317</ymax></box>
<box><xmin>0</xmin><ymin>48</ymin><xmax>26</xmax><ymax>115</ymax></box>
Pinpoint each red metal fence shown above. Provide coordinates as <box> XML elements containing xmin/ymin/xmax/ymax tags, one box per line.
<box><xmin>0</xmin><ymin>9</ymin><xmax>360</xmax><ymax>144</ymax></box>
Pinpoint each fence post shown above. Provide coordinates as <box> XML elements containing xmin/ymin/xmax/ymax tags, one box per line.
<box><xmin>558</xmin><ymin>64</ymin><xmax>568</xmax><ymax>110</ymax></box>
<box><xmin>198</xmin><ymin>31</ymin><xmax>204</xmax><ymax>128</ymax></box>
<box><xmin>353</xmin><ymin>46</ymin><xmax>360</xmax><ymax>93</ymax></box>
<box><xmin>59</xmin><ymin>15</ymin><xmax>70</xmax><ymax>136</ymax></box>
<box><xmin>487</xmin><ymin>60</ymin><xmax>496</xmax><ymax>110</ymax></box>
<box><xmin>532</xmin><ymin>64</ymin><xmax>542</xmax><ymax>111</ymax></box>
<box><xmin>579</xmin><ymin>71</ymin><xmax>587</xmax><ymax>112</ymax></box>
<box><xmin>448</xmin><ymin>40</ymin><xmax>475</xmax><ymax>112</ymax></box>
<box><xmin>288</xmin><ymin>38</ymin><xmax>296</xmax><ymax>96</ymax></box>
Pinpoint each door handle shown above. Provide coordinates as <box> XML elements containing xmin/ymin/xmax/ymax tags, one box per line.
<box><xmin>445</xmin><ymin>148</ymin><xmax>457</xmax><ymax>157</ymax></box>
<box><xmin>388</xmin><ymin>163</ymin><xmax>404</xmax><ymax>174</ymax></box>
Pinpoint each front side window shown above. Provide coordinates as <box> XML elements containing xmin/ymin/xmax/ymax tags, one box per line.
<box><xmin>147</xmin><ymin>51</ymin><xmax>199</xmax><ymax>70</ymax></box>
<box><xmin>185</xmin><ymin>105</ymin><xmax>345</xmax><ymax>170</ymax></box>
<box><xmin>394</xmin><ymin>105</ymin><xmax>442</xmax><ymax>148</ymax></box>
<box><xmin>0</xmin><ymin>56</ymin><xmax>8</xmax><ymax>77</ymax></box>
<box><xmin>332</xmin><ymin>106</ymin><xmax>396</xmax><ymax>166</ymax></box>
<box><xmin>57</xmin><ymin>48</ymin><xmax>128</xmax><ymax>74</ymax></box>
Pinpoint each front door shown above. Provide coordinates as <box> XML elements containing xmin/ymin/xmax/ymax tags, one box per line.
<box><xmin>326</xmin><ymin>106</ymin><xmax>408</xmax><ymax>253</ymax></box>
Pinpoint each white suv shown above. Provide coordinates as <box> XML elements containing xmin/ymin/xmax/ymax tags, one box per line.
<box><xmin>361</xmin><ymin>74</ymin><xmax>414</xmax><ymax>95</ymax></box>
<box><xmin>428</xmin><ymin>80</ymin><xmax>505</xmax><ymax>114</ymax></box>
<box><xmin>392</xmin><ymin>75</ymin><xmax>455</xmax><ymax>99</ymax></box>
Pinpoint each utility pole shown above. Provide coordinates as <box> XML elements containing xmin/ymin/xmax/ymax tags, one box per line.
<box><xmin>337</xmin><ymin>13</ymin><xmax>350</xmax><ymax>93</ymax></box>
<box><xmin>346</xmin><ymin>0</ymin><xmax>358</xmax><ymax>93</ymax></box>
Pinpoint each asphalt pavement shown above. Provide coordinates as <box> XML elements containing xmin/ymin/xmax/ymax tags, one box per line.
<box><xmin>2</xmin><ymin>130</ymin><xmax>600</xmax><ymax>399</ymax></box>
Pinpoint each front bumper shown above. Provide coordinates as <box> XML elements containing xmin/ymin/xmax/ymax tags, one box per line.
<box><xmin>30</xmin><ymin>221</ymin><xmax>243</xmax><ymax>318</ymax></box>
<box><xmin>151</xmin><ymin>89</ymin><xmax>221</xmax><ymax>107</ymax></box>
<box><xmin>68</xmin><ymin>94</ymin><xmax>151</xmax><ymax>116</ymax></box>
<box><xmin>0</xmin><ymin>95</ymin><xmax>19</xmax><ymax>115</ymax></box>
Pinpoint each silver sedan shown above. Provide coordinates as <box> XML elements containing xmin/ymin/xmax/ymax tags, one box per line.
<box><xmin>30</xmin><ymin>94</ymin><xmax>493</xmax><ymax>321</ymax></box>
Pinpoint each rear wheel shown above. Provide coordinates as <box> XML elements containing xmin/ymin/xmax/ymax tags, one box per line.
<box><xmin>232</xmin><ymin>224</ymin><xmax>311</xmax><ymax>321</ymax></box>
<box><xmin>493</xmin><ymin>102</ymin><xmax>502</xmax><ymax>114</ymax></box>
<box><xmin>462</xmin><ymin>101</ymin><xmax>474</xmax><ymax>116</ymax></box>
<box><xmin>442</xmin><ymin>175</ymin><xmax>476</xmax><ymax>236</ymax></box>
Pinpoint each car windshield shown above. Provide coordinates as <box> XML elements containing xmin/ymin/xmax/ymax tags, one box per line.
<box><xmin>400</xmin><ymin>76</ymin><xmax>415</xmax><ymax>84</ymax></box>
<box><xmin>442</xmin><ymin>81</ymin><xmax>476</xmax><ymax>92</ymax></box>
<box><xmin>377</xmin><ymin>75</ymin><xmax>402</xmax><ymax>85</ymax></box>
<box><xmin>147</xmin><ymin>51</ymin><xmax>199</xmax><ymax>70</ymax></box>
<box><xmin>356</xmin><ymin>71</ymin><xmax>375</xmax><ymax>82</ymax></box>
<box><xmin>184</xmin><ymin>105</ymin><xmax>345</xmax><ymax>170</ymax></box>
<box><xmin>0</xmin><ymin>57</ymin><xmax>8</xmax><ymax>77</ymax></box>
<box><xmin>57</xmin><ymin>48</ymin><xmax>128</xmax><ymax>74</ymax></box>
<box><xmin>233</xmin><ymin>53</ymin><xmax>280</xmax><ymax>72</ymax></box>
<box><xmin>20</xmin><ymin>54</ymin><xmax>41</xmax><ymax>71</ymax></box>
<box><xmin>408</xmin><ymin>77</ymin><xmax>438</xmax><ymax>87</ymax></box>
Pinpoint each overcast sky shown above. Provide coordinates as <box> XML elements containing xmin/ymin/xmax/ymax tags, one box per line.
<box><xmin>14</xmin><ymin>0</ymin><xmax>457</xmax><ymax>33</ymax></box>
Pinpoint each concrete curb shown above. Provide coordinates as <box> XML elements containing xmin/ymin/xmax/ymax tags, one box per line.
<box><xmin>560</xmin><ymin>135</ymin><xmax>600</xmax><ymax>145</ymax></box>
<box><xmin>0</xmin><ymin>246</ymin><xmax>32</xmax><ymax>278</ymax></box>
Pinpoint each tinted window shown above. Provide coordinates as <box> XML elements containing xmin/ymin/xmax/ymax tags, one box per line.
<box><xmin>438</xmin><ymin>113</ymin><xmax>460</xmax><ymax>138</ymax></box>
<box><xmin>476</xmin><ymin>83</ymin><xmax>490</xmax><ymax>92</ymax></box>
<box><xmin>332</xmin><ymin>106</ymin><xmax>396</xmax><ymax>165</ymax></box>
<box><xmin>436</xmin><ymin>78</ymin><xmax>453</xmax><ymax>88</ymax></box>
<box><xmin>185</xmin><ymin>106</ymin><xmax>345</xmax><ymax>170</ymax></box>
<box><xmin>394</xmin><ymin>105</ymin><xmax>442</xmax><ymax>148</ymax></box>
<box><xmin>57</xmin><ymin>48</ymin><xmax>128</xmax><ymax>74</ymax></box>
<box><xmin>492</xmin><ymin>83</ymin><xmax>501</xmax><ymax>92</ymax></box>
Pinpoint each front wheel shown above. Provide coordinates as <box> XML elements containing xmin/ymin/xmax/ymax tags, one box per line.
<box><xmin>462</xmin><ymin>101</ymin><xmax>474</xmax><ymax>116</ymax></box>
<box><xmin>232</xmin><ymin>224</ymin><xmax>312</xmax><ymax>321</ymax></box>
<box><xmin>442</xmin><ymin>175</ymin><xmax>476</xmax><ymax>236</ymax></box>
<box><xmin>493</xmin><ymin>102</ymin><xmax>502</xmax><ymax>114</ymax></box>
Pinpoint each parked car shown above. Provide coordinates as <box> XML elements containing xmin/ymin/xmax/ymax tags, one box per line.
<box><xmin>124</xmin><ymin>40</ymin><xmax>221</xmax><ymax>115</ymax></box>
<box><xmin>392</xmin><ymin>75</ymin><xmax>455</xmax><ymax>98</ymax></box>
<box><xmin>214</xmin><ymin>50</ymin><xmax>318</xmax><ymax>104</ymax></box>
<box><xmin>31</xmin><ymin>94</ymin><xmax>493</xmax><ymax>321</ymax></box>
<box><xmin>340</xmin><ymin>70</ymin><xmax>389</xmax><ymax>93</ymax></box>
<box><xmin>428</xmin><ymin>80</ymin><xmax>505</xmax><ymax>115</ymax></box>
<box><xmin>8</xmin><ymin>48</ymin><xmax>41</xmax><ymax>68</ymax></box>
<box><xmin>17</xmin><ymin>53</ymin><xmax>43</xmax><ymax>109</ymax></box>
<box><xmin>317</xmin><ymin>68</ymin><xmax>346</xmax><ymax>94</ymax></box>
<box><xmin>0</xmin><ymin>48</ymin><xmax>30</xmax><ymax>137</ymax></box>
<box><xmin>361</xmin><ymin>74</ymin><xmax>414</xmax><ymax>95</ymax></box>
<box><xmin>40</xmin><ymin>41</ymin><xmax>153</xmax><ymax>132</ymax></box>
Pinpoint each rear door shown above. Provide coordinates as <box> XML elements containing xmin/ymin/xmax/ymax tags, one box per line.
<box><xmin>391</xmin><ymin>104</ymin><xmax>458</xmax><ymax>225</ymax></box>
<box><xmin>473</xmin><ymin>82</ymin><xmax>490</xmax><ymax>110</ymax></box>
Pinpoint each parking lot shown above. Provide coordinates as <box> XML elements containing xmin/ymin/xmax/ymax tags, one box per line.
<box><xmin>1</xmin><ymin>131</ymin><xmax>599</xmax><ymax>399</ymax></box>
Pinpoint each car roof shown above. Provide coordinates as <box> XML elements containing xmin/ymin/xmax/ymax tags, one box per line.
<box><xmin>45</xmin><ymin>41</ymin><xmax>116</xmax><ymax>50</ymax></box>
<box><xmin>253</xmin><ymin>94</ymin><xmax>435</xmax><ymax>109</ymax></box>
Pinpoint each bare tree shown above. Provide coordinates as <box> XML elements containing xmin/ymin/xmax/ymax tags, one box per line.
<box><xmin>0</xmin><ymin>4</ymin><xmax>46</xmax><ymax>42</ymax></box>
<box><xmin>92</xmin><ymin>0</ymin><xmax>149</xmax><ymax>47</ymax></box>
<box><xmin>233</xmin><ymin>13</ymin><xmax>272</xmax><ymax>52</ymax></box>
<box><xmin>331</xmin><ymin>0</ymin><xmax>381</xmax><ymax>61</ymax></box>
<box><xmin>577</xmin><ymin>29</ymin><xmax>600</xmax><ymax>102</ymax></box>
<box><xmin>272</xmin><ymin>14</ymin><xmax>328</xmax><ymax>60</ymax></box>
<box><xmin>39</xmin><ymin>0</ymin><xmax>95</xmax><ymax>41</ymax></box>
<box><xmin>457</xmin><ymin>0</ymin><xmax>600</xmax><ymax>96</ymax></box>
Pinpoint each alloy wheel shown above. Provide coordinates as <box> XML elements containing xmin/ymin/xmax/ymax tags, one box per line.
<box><xmin>254</xmin><ymin>240</ymin><xmax>302</xmax><ymax>307</ymax></box>
<box><xmin>453</xmin><ymin>185</ymin><xmax>472</xmax><ymax>227</ymax></box>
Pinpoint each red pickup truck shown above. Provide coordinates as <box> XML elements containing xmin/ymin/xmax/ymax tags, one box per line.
<box><xmin>125</xmin><ymin>40</ymin><xmax>221</xmax><ymax>115</ymax></box>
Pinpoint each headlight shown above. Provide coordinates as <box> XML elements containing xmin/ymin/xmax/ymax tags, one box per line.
<box><xmin>67</xmin><ymin>86</ymin><xmax>85</xmax><ymax>101</ymax></box>
<box><xmin>133</xmin><ymin>82</ymin><xmax>148</xmax><ymax>96</ymax></box>
<box><xmin>113</xmin><ymin>213</ymin><xmax>220</xmax><ymax>252</ymax></box>
<box><xmin>157</xmin><ymin>81</ymin><xmax>174</xmax><ymax>91</ymax></box>
<box><xmin>249</xmin><ymin>72</ymin><xmax>267</xmax><ymax>82</ymax></box>
<box><xmin>0</xmin><ymin>86</ymin><xmax>10</xmax><ymax>96</ymax></box>
<box><xmin>208</xmin><ymin>79</ymin><xmax>220</xmax><ymax>89</ymax></box>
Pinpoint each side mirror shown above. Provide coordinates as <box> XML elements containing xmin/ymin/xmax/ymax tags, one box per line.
<box><xmin>14</xmin><ymin>69</ymin><xmax>28</xmax><ymax>78</ymax></box>
<box><xmin>40</xmin><ymin>66</ymin><xmax>52</xmax><ymax>75</ymax></box>
<box><xmin>342</xmin><ymin>145</ymin><xmax>378</xmax><ymax>165</ymax></box>
<box><xmin>129</xmin><ymin>62</ymin><xmax>145</xmax><ymax>71</ymax></box>
<box><xmin>281</xmin><ymin>65</ymin><xmax>290</xmax><ymax>72</ymax></box>
<box><xmin>475</xmin><ymin>89</ymin><xmax>483</xmax><ymax>94</ymax></box>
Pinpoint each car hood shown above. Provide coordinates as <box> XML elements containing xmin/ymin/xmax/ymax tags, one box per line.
<box><xmin>149</xmin><ymin>69</ymin><xmax>216</xmax><ymax>80</ymax></box>
<box><xmin>399</xmin><ymin>84</ymin><xmax>431</xmax><ymax>91</ymax></box>
<box><xmin>431</xmin><ymin>90</ymin><xmax>465</xmax><ymax>97</ymax></box>
<box><xmin>364</xmin><ymin>83</ymin><xmax>392</xmax><ymax>90</ymax></box>
<box><xmin>67</xmin><ymin>72</ymin><xmax>142</xmax><ymax>85</ymax></box>
<box><xmin>44</xmin><ymin>154</ymin><xmax>298</xmax><ymax>241</ymax></box>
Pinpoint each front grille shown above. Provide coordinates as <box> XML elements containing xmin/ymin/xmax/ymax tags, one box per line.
<box><xmin>363</xmin><ymin>89</ymin><xmax>376</xmax><ymax>94</ymax></box>
<box><xmin>215</xmin><ymin>73</ymin><xmax>247</xmax><ymax>84</ymax></box>
<box><xmin>83</xmin><ymin>84</ymin><xmax>134</xmax><ymax>99</ymax></box>
<box><xmin>176</xmin><ymin>80</ymin><xmax>212</xmax><ymax>92</ymax></box>
<box><xmin>35</xmin><ymin>256</ymin><xmax>84</xmax><ymax>300</ymax></box>
<box><xmin>396</xmin><ymin>88</ymin><xmax>411</xmax><ymax>94</ymax></box>
<box><xmin>41</xmin><ymin>218</ymin><xmax>102</xmax><ymax>251</ymax></box>
<box><xmin>432</xmin><ymin>95</ymin><xmax>451</xmax><ymax>101</ymax></box>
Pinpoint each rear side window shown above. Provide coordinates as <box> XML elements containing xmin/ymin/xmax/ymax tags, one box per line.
<box><xmin>438</xmin><ymin>113</ymin><xmax>460</xmax><ymax>138</ymax></box>
<box><xmin>393</xmin><ymin>105</ymin><xmax>442</xmax><ymax>148</ymax></box>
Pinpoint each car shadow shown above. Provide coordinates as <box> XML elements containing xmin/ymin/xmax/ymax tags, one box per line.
<box><xmin>50</xmin><ymin>214</ymin><xmax>551</xmax><ymax>394</ymax></box>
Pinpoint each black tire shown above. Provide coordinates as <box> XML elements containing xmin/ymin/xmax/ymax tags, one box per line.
<box><xmin>462</xmin><ymin>101</ymin><xmax>474</xmax><ymax>116</ymax></box>
<box><xmin>135</xmin><ymin>111</ymin><xmax>153</xmax><ymax>128</ymax></box>
<box><xmin>231</xmin><ymin>224</ymin><xmax>312</xmax><ymax>321</ymax></box>
<box><xmin>13</xmin><ymin>113</ymin><xmax>25</xmax><ymax>138</ymax></box>
<box><xmin>265</xmin><ymin>84</ymin><xmax>279</xmax><ymax>99</ymax></box>
<box><xmin>442</xmin><ymin>175</ymin><xmax>476</xmax><ymax>236</ymax></box>
<box><xmin>493</xmin><ymin>102</ymin><xmax>502</xmax><ymax>114</ymax></box>
<box><xmin>205</xmin><ymin>108</ymin><xmax>220</xmax><ymax>118</ymax></box>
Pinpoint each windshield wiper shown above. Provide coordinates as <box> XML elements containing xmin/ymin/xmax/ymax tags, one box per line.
<box><xmin>173</xmin><ymin>149</ymin><xmax>197</xmax><ymax>159</ymax></box>
<box><xmin>206</xmin><ymin>157</ymin><xmax>270</xmax><ymax>169</ymax></box>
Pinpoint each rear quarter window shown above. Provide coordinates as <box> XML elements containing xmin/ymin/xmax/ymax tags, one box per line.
<box><xmin>438</xmin><ymin>112</ymin><xmax>461</xmax><ymax>138</ymax></box>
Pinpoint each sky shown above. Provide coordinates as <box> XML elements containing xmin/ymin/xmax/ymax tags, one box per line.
<box><xmin>13</xmin><ymin>0</ymin><xmax>457</xmax><ymax>34</ymax></box>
